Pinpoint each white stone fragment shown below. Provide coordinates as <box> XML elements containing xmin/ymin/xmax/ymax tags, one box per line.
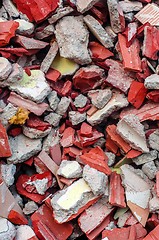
<box><xmin>119</xmin><ymin>1</ymin><xmax>143</xmax><ymax>13</ymax></box>
<box><xmin>144</xmin><ymin>74</ymin><xmax>159</xmax><ymax>89</ymax></box>
<box><xmin>47</xmin><ymin>91</ymin><xmax>60</xmax><ymax>111</ymax></box>
<box><xmin>69</xmin><ymin>111</ymin><xmax>86</xmax><ymax>125</ymax></box>
<box><xmin>22</xmin><ymin>125</ymin><xmax>51</xmax><ymax>139</ymax></box>
<box><xmin>23</xmin><ymin>201</ymin><xmax>38</xmax><ymax>215</ymax></box>
<box><xmin>15</xmin><ymin>225</ymin><xmax>36</xmax><ymax>240</ymax></box>
<box><xmin>88</xmin><ymin>89</ymin><xmax>112</xmax><ymax>109</ymax></box>
<box><xmin>83</xmin><ymin>15</ymin><xmax>114</xmax><ymax>48</ymax></box>
<box><xmin>132</xmin><ymin>150</ymin><xmax>158</xmax><ymax>165</ymax></box>
<box><xmin>44</xmin><ymin>112</ymin><xmax>62</xmax><ymax>127</ymax></box>
<box><xmin>55</xmin><ymin>16</ymin><xmax>91</xmax><ymax>65</ymax></box>
<box><xmin>117</xmin><ymin>114</ymin><xmax>149</xmax><ymax>153</ymax></box>
<box><xmin>27</xmin><ymin>178</ymin><xmax>48</xmax><ymax>195</ymax></box>
<box><xmin>0</xmin><ymin>57</ymin><xmax>12</xmax><ymax>81</ymax></box>
<box><xmin>0</xmin><ymin>218</ymin><xmax>16</xmax><ymax>240</ymax></box>
<box><xmin>142</xmin><ymin>161</ymin><xmax>157</xmax><ymax>180</ymax></box>
<box><xmin>3</xmin><ymin>0</ymin><xmax>19</xmax><ymax>18</ymax></box>
<box><xmin>57</xmin><ymin>160</ymin><xmax>83</xmax><ymax>178</ymax></box>
<box><xmin>15</xmin><ymin>19</ymin><xmax>34</xmax><ymax>35</ymax></box>
<box><xmin>7</xmin><ymin>134</ymin><xmax>42</xmax><ymax>164</ymax></box>
<box><xmin>48</xmin><ymin>6</ymin><xmax>74</xmax><ymax>24</ymax></box>
<box><xmin>149</xmin><ymin>196</ymin><xmax>159</xmax><ymax>212</ymax></box>
<box><xmin>76</xmin><ymin>0</ymin><xmax>99</xmax><ymax>13</ymax></box>
<box><xmin>83</xmin><ymin>165</ymin><xmax>108</xmax><ymax>195</ymax></box>
<box><xmin>9</xmin><ymin>70</ymin><xmax>51</xmax><ymax>103</ymax></box>
<box><xmin>1</xmin><ymin>163</ymin><xmax>16</xmax><ymax>187</ymax></box>
<box><xmin>74</xmin><ymin>94</ymin><xmax>87</xmax><ymax>108</ymax></box>
<box><xmin>56</xmin><ymin>97</ymin><xmax>71</xmax><ymax>116</ymax></box>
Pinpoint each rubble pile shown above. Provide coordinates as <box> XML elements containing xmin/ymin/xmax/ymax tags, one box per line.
<box><xmin>1</xmin><ymin>0</ymin><xmax>159</xmax><ymax>239</ymax></box>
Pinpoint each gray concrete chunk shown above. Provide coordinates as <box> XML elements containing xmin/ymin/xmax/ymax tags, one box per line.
<box><xmin>142</xmin><ymin>161</ymin><xmax>157</xmax><ymax>180</ymax></box>
<box><xmin>74</xmin><ymin>94</ymin><xmax>87</xmax><ymax>108</ymax></box>
<box><xmin>48</xmin><ymin>6</ymin><xmax>74</xmax><ymax>24</ymax></box>
<box><xmin>148</xmin><ymin>130</ymin><xmax>159</xmax><ymax>151</ymax></box>
<box><xmin>56</xmin><ymin>97</ymin><xmax>70</xmax><ymax>116</ymax></box>
<box><xmin>88</xmin><ymin>89</ymin><xmax>112</xmax><ymax>109</ymax></box>
<box><xmin>47</xmin><ymin>91</ymin><xmax>60</xmax><ymax>111</ymax></box>
<box><xmin>1</xmin><ymin>163</ymin><xmax>16</xmax><ymax>187</ymax></box>
<box><xmin>57</xmin><ymin>160</ymin><xmax>83</xmax><ymax>178</ymax></box>
<box><xmin>23</xmin><ymin>201</ymin><xmax>38</xmax><ymax>215</ymax></box>
<box><xmin>0</xmin><ymin>57</ymin><xmax>12</xmax><ymax>81</ymax></box>
<box><xmin>14</xmin><ymin>19</ymin><xmax>34</xmax><ymax>36</ymax></box>
<box><xmin>0</xmin><ymin>103</ymin><xmax>18</xmax><ymax>128</ymax></box>
<box><xmin>119</xmin><ymin>1</ymin><xmax>143</xmax><ymax>13</ymax></box>
<box><xmin>44</xmin><ymin>112</ymin><xmax>62</xmax><ymax>127</ymax></box>
<box><xmin>23</xmin><ymin>126</ymin><xmax>51</xmax><ymax>139</ymax></box>
<box><xmin>76</xmin><ymin>0</ymin><xmax>99</xmax><ymax>13</ymax></box>
<box><xmin>69</xmin><ymin>111</ymin><xmax>86</xmax><ymax>125</ymax></box>
<box><xmin>3</xmin><ymin>0</ymin><xmax>19</xmax><ymax>18</ymax></box>
<box><xmin>132</xmin><ymin>150</ymin><xmax>158</xmax><ymax>165</ymax></box>
<box><xmin>144</xmin><ymin>74</ymin><xmax>159</xmax><ymax>89</ymax></box>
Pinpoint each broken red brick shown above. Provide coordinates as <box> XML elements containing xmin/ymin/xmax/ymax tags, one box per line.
<box><xmin>77</xmin><ymin>129</ymin><xmax>104</xmax><ymax>147</ymax></box>
<box><xmin>26</xmin><ymin>115</ymin><xmax>50</xmax><ymax>131</ymax></box>
<box><xmin>105</xmin><ymin>135</ymin><xmax>120</xmax><ymax>155</ymax></box>
<box><xmin>146</xmin><ymin>90</ymin><xmax>159</xmax><ymax>103</ymax></box>
<box><xmin>80</xmin><ymin>122</ymin><xmax>93</xmax><ymax>138</ymax></box>
<box><xmin>46</xmin><ymin>68</ymin><xmax>61</xmax><ymax>82</ymax></box>
<box><xmin>60</xmin><ymin>127</ymin><xmax>75</xmax><ymax>148</ymax></box>
<box><xmin>143</xmin><ymin>224</ymin><xmax>159</xmax><ymax>240</ymax></box>
<box><xmin>49</xmin><ymin>143</ymin><xmax>62</xmax><ymax>165</ymax></box>
<box><xmin>0</xmin><ymin>21</ymin><xmax>19</xmax><ymax>47</ymax></box>
<box><xmin>89</xmin><ymin>41</ymin><xmax>114</xmax><ymax>61</ymax></box>
<box><xmin>109</xmin><ymin>172</ymin><xmax>126</xmax><ymax>208</ymax></box>
<box><xmin>0</xmin><ymin>122</ymin><xmax>11</xmax><ymax>157</ymax></box>
<box><xmin>128</xmin><ymin>81</ymin><xmax>147</xmax><ymax>109</ymax></box>
<box><xmin>8</xmin><ymin>210</ymin><xmax>28</xmax><ymax>225</ymax></box>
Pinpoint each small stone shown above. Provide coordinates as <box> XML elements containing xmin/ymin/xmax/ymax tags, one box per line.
<box><xmin>0</xmin><ymin>103</ymin><xmax>18</xmax><ymax>128</ymax></box>
<box><xmin>0</xmin><ymin>218</ymin><xmax>16</xmax><ymax>240</ymax></box>
<box><xmin>1</xmin><ymin>163</ymin><xmax>16</xmax><ymax>187</ymax></box>
<box><xmin>48</xmin><ymin>6</ymin><xmax>74</xmax><ymax>24</ymax></box>
<box><xmin>119</xmin><ymin>1</ymin><xmax>143</xmax><ymax>13</ymax></box>
<box><xmin>74</xmin><ymin>94</ymin><xmax>87</xmax><ymax>108</ymax></box>
<box><xmin>0</xmin><ymin>57</ymin><xmax>12</xmax><ymax>80</ymax></box>
<box><xmin>15</xmin><ymin>225</ymin><xmax>36</xmax><ymax>240</ymax></box>
<box><xmin>142</xmin><ymin>161</ymin><xmax>157</xmax><ymax>180</ymax></box>
<box><xmin>148</xmin><ymin>130</ymin><xmax>159</xmax><ymax>151</ymax></box>
<box><xmin>23</xmin><ymin>201</ymin><xmax>38</xmax><ymax>215</ymax></box>
<box><xmin>57</xmin><ymin>160</ymin><xmax>83</xmax><ymax>178</ymax></box>
<box><xmin>144</xmin><ymin>74</ymin><xmax>159</xmax><ymax>89</ymax></box>
<box><xmin>35</xmin><ymin>24</ymin><xmax>55</xmax><ymax>40</ymax></box>
<box><xmin>56</xmin><ymin>97</ymin><xmax>70</xmax><ymax>116</ymax></box>
<box><xmin>3</xmin><ymin>0</ymin><xmax>19</xmax><ymax>18</ymax></box>
<box><xmin>149</xmin><ymin>196</ymin><xmax>159</xmax><ymax>212</ymax></box>
<box><xmin>44</xmin><ymin>112</ymin><xmax>62</xmax><ymax>127</ymax></box>
<box><xmin>7</xmin><ymin>134</ymin><xmax>42</xmax><ymax>164</ymax></box>
<box><xmin>22</xmin><ymin>125</ymin><xmax>51</xmax><ymax>139</ymax></box>
<box><xmin>69</xmin><ymin>111</ymin><xmax>86</xmax><ymax>125</ymax></box>
<box><xmin>88</xmin><ymin>89</ymin><xmax>112</xmax><ymax>109</ymax></box>
<box><xmin>14</xmin><ymin>19</ymin><xmax>34</xmax><ymax>35</ymax></box>
<box><xmin>83</xmin><ymin>165</ymin><xmax>108</xmax><ymax>195</ymax></box>
<box><xmin>105</xmin><ymin>152</ymin><xmax>116</xmax><ymax>167</ymax></box>
<box><xmin>132</xmin><ymin>150</ymin><xmax>158</xmax><ymax>165</ymax></box>
<box><xmin>27</xmin><ymin>178</ymin><xmax>49</xmax><ymax>195</ymax></box>
<box><xmin>7</xmin><ymin>63</ymin><xmax>23</xmax><ymax>84</ymax></box>
<box><xmin>47</xmin><ymin>91</ymin><xmax>60</xmax><ymax>111</ymax></box>
<box><xmin>76</xmin><ymin>0</ymin><xmax>99</xmax><ymax>13</ymax></box>
<box><xmin>55</xmin><ymin>16</ymin><xmax>91</xmax><ymax>65</ymax></box>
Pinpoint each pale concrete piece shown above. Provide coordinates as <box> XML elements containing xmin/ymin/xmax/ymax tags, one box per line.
<box><xmin>144</xmin><ymin>74</ymin><xmax>159</xmax><ymax>89</ymax></box>
<box><xmin>56</xmin><ymin>97</ymin><xmax>70</xmax><ymax>116</ymax></box>
<box><xmin>83</xmin><ymin>15</ymin><xmax>114</xmax><ymax>48</ymax></box>
<box><xmin>117</xmin><ymin>114</ymin><xmax>149</xmax><ymax>153</ymax></box>
<box><xmin>51</xmin><ymin>178</ymin><xmax>96</xmax><ymax>223</ymax></box>
<box><xmin>132</xmin><ymin>150</ymin><xmax>158</xmax><ymax>165</ymax></box>
<box><xmin>1</xmin><ymin>163</ymin><xmax>16</xmax><ymax>187</ymax></box>
<box><xmin>76</xmin><ymin>0</ymin><xmax>99</xmax><ymax>13</ymax></box>
<box><xmin>23</xmin><ymin>125</ymin><xmax>51</xmax><ymax>139</ymax></box>
<box><xmin>15</xmin><ymin>225</ymin><xmax>36</xmax><ymax>240</ymax></box>
<box><xmin>7</xmin><ymin>134</ymin><xmax>42</xmax><ymax>164</ymax></box>
<box><xmin>42</xmin><ymin>129</ymin><xmax>60</xmax><ymax>153</ymax></box>
<box><xmin>105</xmin><ymin>152</ymin><xmax>116</xmax><ymax>167</ymax></box>
<box><xmin>0</xmin><ymin>218</ymin><xmax>16</xmax><ymax>240</ymax></box>
<box><xmin>48</xmin><ymin>6</ymin><xmax>74</xmax><ymax>24</ymax></box>
<box><xmin>26</xmin><ymin>178</ymin><xmax>48</xmax><ymax>195</ymax></box>
<box><xmin>0</xmin><ymin>57</ymin><xmax>12</xmax><ymax>80</ymax></box>
<box><xmin>40</xmin><ymin>41</ymin><xmax>58</xmax><ymax>73</ymax></box>
<box><xmin>83</xmin><ymin>165</ymin><xmax>108</xmax><ymax>196</ymax></box>
<box><xmin>87</xmin><ymin>91</ymin><xmax>128</xmax><ymax>126</ymax></box>
<box><xmin>105</xmin><ymin>26</ymin><xmax>117</xmax><ymax>43</ymax></box>
<box><xmin>23</xmin><ymin>201</ymin><xmax>38</xmax><ymax>215</ymax></box>
<box><xmin>9</xmin><ymin>70</ymin><xmax>51</xmax><ymax>103</ymax></box>
<box><xmin>148</xmin><ymin>130</ymin><xmax>159</xmax><ymax>151</ymax></box>
<box><xmin>57</xmin><ymin>160</ymin><xmax>82</xmax><ymax>178</ymax></box>
<box><xmin>149</xmin><ymin>196</ymin><xmax>159</xmax><ymax>212</ymax></box>
<box><xmin>69</xmin><ymin>111</ymin><xmax>86</xmax><ymax>125</ymax></box>
<box><xmin>55</xmin><ymin>16</ymin><xmax>91</xmax><ymax>65</ymax></box>
<box><xmin>0</xmin><ymin>7</ymin><xmax>7</xmax><ymax>20</ymax></box>
<box><xmin>15</xmin><ymin>19</ymin><xmax>34</xmax><ymax>35</ymax></box>
<box><xmin>7</xmin><ymin>63</ymin><xmax>23</xmax><ymax>84</ymax></box>
<box><xmin>3</xmin><ymin>0</ymin><xmax>19</xmax><ymax>17</ymax></box>
<box><xmin>74</xmin><ymin>94</ymin><xmax>87</xmax><ymax>108</ymax></box>
<box><xmin>117</xmin><ymin>211</ymin><xmax>131</xmax><ymax>228</ymax></box>
<box><xmin>142</xmin><ymin>161</ymin><xmax>157</xmax><ymax>180</ymax></box>
<box><xmin>47</xmin><ymin>91</ymin><xmax>60</xmax><ymax>111</ymax></box>
<box><xmin>119</xmin><ymin>1</ymin><xmax>143</xmax><ymax>13</ymax></box>
<box><xmin>88</xmin><ymin>89</ymin><xmax>112</xmax><ymax>109</ymax></box>
<box><xmin>0</xmin><ymin>103</ymin><xmax>18</xmax><ymax>128</ymax></box>
<box><xmin>44</xmin><ymin>112</ymin><xmax>62</xmax><ymax>127</ymax></box>
<box><xmin>35</xmin><ymin>24</ymin><xmax>55</xmax><ymax>40</ymax></box>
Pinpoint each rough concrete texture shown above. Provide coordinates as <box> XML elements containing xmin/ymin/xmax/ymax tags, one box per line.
<box><xmin>51</xmin><ymin>178</ymin><xmax>96</xmax><ymax>223</ymax></box>
<box><xmin>57</xmin><ymin>160</ymin><xmax>83</xmax><ymax>178</ymax></box>
<box><xmin>14</xmin><ymin>19</ymin><xmax>34</xmax><ymax>35</ymax></box>
<box><xmin>142</xmin><ymin>161</ymin><xmax>157</xmax><ymax>180</ymax></box>
<box><xmin>144</xmin><ymin>74</ymin><xmax>159</xmax><ymax>90</ymax></box>
<box><xmin>87</xmin><ymin>91</ymin><xmax>128</xmax><ymax>126</ymax></box>
<box><xmin>105</xmin><ymin>152</ymin><xmax>116</xmax><ymax>167</ymax></box>
<box><xmin>48</xmin><ymin>6</ymin><xmax>74</xmax><ymax>24</ymax></box>
<box><xmin>0</xmin><ymin>218</ymin><xmax>16</xmax><ymax>240</ymax></box>
<box><xmin>0</xmin><ymin>103</ymin><xmax>18</xmax><ymax>128</ymax></box>
<box><xmin>55</xmin><ymin>16</ymin><xmax>91</xmax><ymax>65</ymax></box>
<box><xmin>93</xmin><ymin>137</ymin><xmax>106</xmax><ymax>148</ymax></box>
<box><xmin>107</xmin><ymin>0</ymin><xmax>125</xmax><ymax>33</ymax></box>
<box><xmin>44</xmin><ymin>112</ymin><xmax>62</xmax><ymax>127</ymax></box>
<box><xmin>132</xmin><ymin>150</ymin><xmax>158</xmax><ymax>165</ymax></box>
<box><xmin>69</xmin><ymin>111</ymin><xmax>86</xmax><ymax>125</ymax></box>
<box><xmin>74</xmin><ymin>94</ymin><xmax>87</xmax><ymax>108</ymax></box>
<box><xmin>15</xmin><ymin>225</ymin><xmax>36</xmax><ymax>240</ymax></box>
<box><xmin>3</xmin><ymin>0</ymin><xmax>19</xmax><ymax>18</ymax></box>
<box><xmin>26</xmin><ymin>178</ymin><xmax>48</xmax><ymax>195</ymax></box>
<box><xmin>47</xmin><ymin>90</ymin><xmax>60</xmax><ymax>111</ymax></box>
<box><xmin>23</xmin><ymin>201</ymin><xmax>38</xmax><ymax>215</ymax></box>
<box><xmin>83</xmin><ymin>165</ymin><xmax>108</xmax><ymax>196</ymax></box>
<box><xmin>149</xmin><ymin>196</ymin><xmax>159</xmax><ymax>213</ymax></box>
<box><xmin>9</xmin><ymin>70</ymin><xmax>51</xmax><ymax>103</ymax></box>
<box><xmin>76</xmin><ymin>0</ymin><xmax>99</xmax><ymax>13</ymax></box>
<box><xmin>7</xmin><ymin>63</ymin><xmax>23</xmax><ymax>84</ymax></box>
<box><xmin>35</xmin><ymin>24</ymin><xmax>55</xmax><ymax>40</ymax></box>
<box><xmin>0</xmin><ymin>57</ymin><xmax>12</xmax><ymax>80</ymax></box>
<box><xmin>148</xmin><ymin>130</ymin><xmax>159</xmax><ymax>151</ymax></box>
<box><xmin>117</xmin><ymin>114</ymin><xmax>149</xmax><ymax>153</ymax></box>
<box><xmin>56</xmin><ymin>97</ymin><xmax>71</xmax><ymax>116</ymax></box>
<box><xmin>1</xmin><ymin>163</ymin><xmax>16</xmax><ymax>187</ymax></box>
<box><xmin>83</xmin><ymin>15</ymin><xmax>114</xmax><ymax>48</ymax></box>
<box><xmin>42</xmin><ymin>129</ymin><xmax>60</xmax><ymax>153</ymax></box>
<box><xmin>22</xmin><ymin>125</ymin><xmax>51</xmax><ymax>139</ymax></box>
<box><xmin>7</xmin><ymin>134</ymin><xmax>42</xmax><ymax>164</ymax></box>
<box><xmin>88</xmin><ymin>89</ymin><xmax>112</xmax><ymax>109</ymax></box>
<box><xmin>119</xmin><ymin>1</ymin><xmax>143</xmax><ymax>13</ymax></box>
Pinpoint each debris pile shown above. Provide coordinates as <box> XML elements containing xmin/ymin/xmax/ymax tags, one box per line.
<box><xmin>1</xmin><ymin>0</ymin><xmax>159</xmax><ymax>239</ymax></box>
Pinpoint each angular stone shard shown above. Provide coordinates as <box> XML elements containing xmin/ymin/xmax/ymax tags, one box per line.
<box><xmin>57</xmin><ymin>160</ymin><xmax>83</xmax><ymax>178</ymax></box>
<box><xmin>119</xmin><ymin>1</ymin><xmax>143</xmax><ymax>13</ymax></box>
<box><xmin>83</xmin><ymin>15</ymin><xmax>114</xmax><ymax>48</ymax></box>
<box><xmin>148</xmin><ymin>130</ymin><xmax>159</xmax><ymax>151</ymax></box>
<box><xmin>14</xmin><ymin>19</ymin><xmax>34</xmax><ymax>36</ymax></box>
<box><xmin>144</xmin><ymin>74</ymin><xmax>159</xmax><ymax>89</ymax></box>
<box><xmin>9</xmin><ymin>70</ymin><xmax>51</xmax><ymax>103</ymax></box>
<box><xmin>117</xmin><ymin>114</ymin><xmax>149</xmax><ymax>153</ymax></box>
<box><xmin>7</xmin><ymin>134</ymin><xmax>42</xmax><ymax>164</ymax></box>
<box><xmin>132</xmin><ymin>150</ymin><xmax>158</xmax><ymax>165</ymax></box>
<box><xmin>55</xmin><ymin>16</ymin><xmax>91</xmax><ymax>65</ymax></box>
<box><xmin>88</xmin><ymin>89</ymin><xmax>112</xmax><ymax>109</ymax></box>
<box><xmin>0</xmin><ymin>218</ymin><xmax>16</xmax><ymax>240</ymax></box>
<box><xmin>76</xmin><ymin>0</ymin><xmax>99</xmax><ymax>13</ymax></box>
<box><xmin>0</xmin><ymin>57</ymin><xmax>12</xmax><ymax>80</ymax></box>
<box><xmin>48</xmin><ymin>6</ymin><xmax>74</xmax><ymax>24</ymax></box>
<box><xmin>51</xmin><ymin>178</ymin><xmax>98</xmax><ymax>223</ymax></box>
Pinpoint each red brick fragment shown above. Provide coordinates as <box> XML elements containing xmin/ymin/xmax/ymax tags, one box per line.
<box><xmin>118</xmin><ymin>34</ymin><xmax>142</xmax><ymax>72</ymax></box>
<box><xmin>60</xmin><ymin>127</ymin><xmax>75</xmax><ymax>148</ymax></box>
<box><xmin>102</xmin><ymin>227</ymin><xmax>130</xmax><ymax>240</ymax></box>
<box><xmin>143</xmin><ymin>225</ymin><xmax>159</xmax><ymax>240</ymax></box>
<box><xmin>0</xmin><ymin>122</ymin><xmax>11</xmax><ymax>158</ymax></box>
<box><xmin>128</xmin><ymin>81</ymin><xmax>147</xmax><ymax>109</ymax></box>
<box><xmin>31</xmin><ymin>204</ymin><xmax>73</xmax><ymax>240</ymax></box>
<box><xmin>109</xmin><ymin>172</ymin><xmax>126</xmax><ymax>208</ymax></box>
<box><xmin>0</xmin><ymin>47</ymin><xmax>29</xmax><ymax>56</ymax></box>
<box><xmin>49</xmin><ymin>143</ymin><xmax>61</xmax><ymax>165</ymax></box>
<box><xmin>8</xmin><ymin>210</ymin><xmax>28</xmax><ymax>225</ymax></box>
<box><xmin>136</xmin><ymin>58</ymin><xmax>151</xmax><ymax>82</ymax></box>
<box><xmin>89</xmin><ymin>41</ymin><xmax>114</xmax><ymax>61</ymax></box>
<box><xmin>77</xmin><ymin>129</ymin><xmax>104</xmax><ymax>147</ymax></box>
<box><xmin>24</xmin><ymin>157</ymin><xmax>34</xmax><ymax>166</ymax></box>
<box><xmin>105</xmin><ymin>135</ymin><xmax>120</xmax><ymax>155</ymax></box>
<box><xmin>146</xmin><ymin>90</ymin><xmax>159</xmax><ymax>103</ymax></box>
<box><xmin>80</xmin><ymin>122</ymin><xmax>93</xmax><ymax>137</ymax></box>
<box><xmin>0</xmin><ymin>21</ymin><xmax>19</xmax><ymax>47</ymax></box>
<box><xmin>61</xmin><ymin>80</ymin><xmax>72</xmax><ymax>96</ymax></box>
<box><xmin>80</xmin><ymin>146</ymin><xmax>111</xmax><ymax>175</ymax></box>
<box><xmin>13</xmin><ymin>0</ymin><xmax>59</xmax><ymax>22</ymax></box>
<box><xmin>26</xmin><ymin>115</ymin><xmax>50</xmax><ymax>131</ymax></box>
<box><xmin>147</xmin><ymin>214</ymin><xmax>159</xmax><ymax>229</ymax></box>
<box><xmin>126</xmin><ymin>149</ymin><xmax>142</xmax><ymax>158</ymax></box>
<box><xmin>34</xmin><ymin>156</ymin><xmax>49</xmax><ymax>173</ymax></box>
<box><xmin>46</xmin><ymin>69</ymin><xmax>61</xmax><ymax>82</ymax></box>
